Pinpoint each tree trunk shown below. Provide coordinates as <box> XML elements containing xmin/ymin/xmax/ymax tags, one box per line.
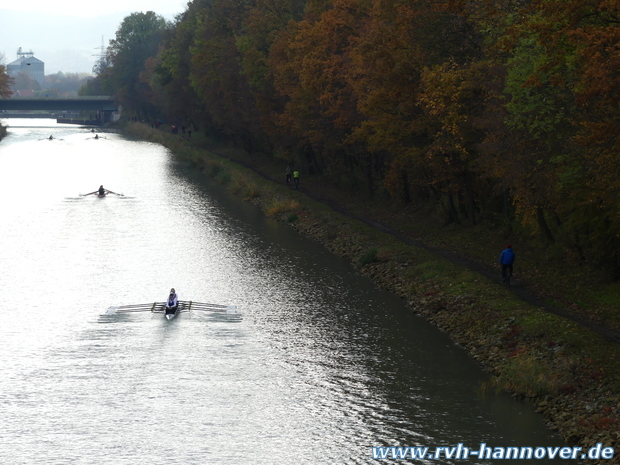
<box><xmin>305</xmin><ymin>144</ymin><xmax>322</xmax><ymax>175</ymax></box>
<box><xmin>464</xmin><ymin>170</ymin><xmax>477</xmax><ymax>226</ymax></box>
<box><xmin>401</xmin><ymin>170</ymin><xmax>411</xmax><ymax>204</ymax></box>
<box><xmin>537</xmin><ymin>207</ymin><xmax>555</xmax><ymax>242</ymax></box>
<box><xmin>366</xmin><ymin>155</ymin><xmax>374</xmax><ymax>198</ymax></box>
<box><xmin>446</xmin><ymin>193</ymin><xmax>460</xmax><ymax>225</ymax></box>
<box><xmin>502</xmin><ymin>189</ymin><xmax>511</xmax><ymax>220</ymax></box>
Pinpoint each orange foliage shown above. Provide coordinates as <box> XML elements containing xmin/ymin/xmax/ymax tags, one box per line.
<box><xmin>269</xmin><ymin>0</ymin><xmax>367</xmax><ymax>155</ymax></box>
<box><xmin>151</xmin><ymin>0</ymin><xmax>620</xmax><ymax>268</ymax></box>
<box><xmin>0</xmin><ymin>65</ymin><xmax>13</xmax><ymax>98</ymax></box>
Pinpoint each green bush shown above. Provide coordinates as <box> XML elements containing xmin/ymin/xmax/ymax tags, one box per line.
<box><xmin>358</xmin><ymin>248</ymin><xmax>378</xmax><ymax>267</ymax></box>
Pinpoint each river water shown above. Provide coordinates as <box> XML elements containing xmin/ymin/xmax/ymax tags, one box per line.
<box><xmin>0</xmin><ymin>119</ymin><xmax>572</xmax><ymax>464</ymax></box>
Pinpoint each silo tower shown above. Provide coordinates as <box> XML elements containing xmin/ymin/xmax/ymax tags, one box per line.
<box><xmin>7</xmin><ymin>47</ymin><xmax>45</xmax><ymax>87</ymax></box>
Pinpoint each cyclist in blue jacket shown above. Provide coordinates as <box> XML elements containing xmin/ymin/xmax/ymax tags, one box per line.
<box><xmin>500</xmin><ymin>245</ymin><xmax>515</xmax><ymax>283</ymax></box>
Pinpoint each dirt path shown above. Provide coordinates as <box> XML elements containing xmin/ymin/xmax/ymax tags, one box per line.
<box><xmin>342</xmin><ymin>209</ymin><xmax>620</xmax><ymax>344</ymax></box>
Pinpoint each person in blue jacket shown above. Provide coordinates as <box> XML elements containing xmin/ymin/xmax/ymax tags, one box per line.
<box><xmin>499</xmin><ymin>245</ymin><xmax>515</xmax><ymax>283</ymax></box>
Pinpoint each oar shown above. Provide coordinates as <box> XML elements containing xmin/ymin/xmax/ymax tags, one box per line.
<box><xmin>107</xmin><ymin>306</ymin><xmax>152</xmax><ymax>314</ymax></box>
<box><xmin>115</xmin><ymin>303</ymin><xmax>157</xmax><ymax>310</ymax></box>
<box><xmin>109</xmin><ymin>303</ymin><xmax>159</xmax><ymax>313</ymax></box>
<box><xmin>181</xmin><ymin>300</ymin><xmax>231</xmax><ymax>309</ymax></box>
<box><xmin>116</xmin><ymin>306</ymin><xmax>155</xmax><ymax>311</ymax></box>
<box><xmin>108</xmin><ymin>301</ymin><xmax>238</xmax><ymax>315</ymax></box>
<box><xmin>189</xmin><ymin>304</ymin><xmax>238</xmax><ymax>314</ymax></box>
<box><xmin>105</xmin><ymin>190</ymin><xmax>124</xmax><ymax>196</ymax></box>
<box><xmin>81</xmin><ymin>191</ymin><xmax>98</xmax><ymax>196</ymax></box>
<box><xmin>117</xmin><ymin>309</ymin><xmax>155</xmax><ymax>313</ymax></box>
<box><xmin>190</xmin><ymin>303</ymin><xmax>237</xmax><ymax>310</ymax></box>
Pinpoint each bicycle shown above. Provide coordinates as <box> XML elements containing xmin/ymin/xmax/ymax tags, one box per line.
<box><xmin>502</xmin><ymin>265</ymin><xmax>513</xmax><ymax>287</ymax></box>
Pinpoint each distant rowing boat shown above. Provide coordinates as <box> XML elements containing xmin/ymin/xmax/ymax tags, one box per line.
<box><xmin>106</xmin><ymin>300</ymin><xmax>238</xmax><ymax>319</ymax></box>
<box><xmin>82</xmin><ymin>188</ymin><xmax>124</xmax><ymax>198</ymax></box>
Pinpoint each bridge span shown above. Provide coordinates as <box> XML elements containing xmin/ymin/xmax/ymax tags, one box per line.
<box><xmin>0</xmin><ymin>96</ymin><xmax>119</xmax><ymax>123</ymax></box>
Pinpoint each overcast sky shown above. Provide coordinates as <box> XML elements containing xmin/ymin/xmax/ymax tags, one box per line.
<box><xmin>0</xmin><ymin>0</ymin><xmax>188</xmax><ymax>74</ymax></box>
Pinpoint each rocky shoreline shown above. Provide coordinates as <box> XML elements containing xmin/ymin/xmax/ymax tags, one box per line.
<box><xmin>125</xmin><ymin>122</ymin><xmax>619</xmax><ymax>464</ymax></box>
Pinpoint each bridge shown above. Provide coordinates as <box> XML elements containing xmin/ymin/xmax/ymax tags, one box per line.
<box><xmin>0</xmin><ymin>96</ymin><xmax>119</xmax><ymax>123</ymax></box>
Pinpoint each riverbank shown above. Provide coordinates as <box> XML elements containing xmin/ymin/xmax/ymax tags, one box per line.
<box><xmin>124</xmin><ymin>122</ymin><xmax>619</xmax><ymax>463</ymax></box>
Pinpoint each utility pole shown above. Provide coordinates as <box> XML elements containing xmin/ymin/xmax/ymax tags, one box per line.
<box><xmin>93</xmin><ymin>36</ymin><xmax>106</xmax><ymax>60</ymax></box>
<box><xmin>92</xmin><ymin>36</ymin><xmax>107</xmax><ymax>74</ymax></box>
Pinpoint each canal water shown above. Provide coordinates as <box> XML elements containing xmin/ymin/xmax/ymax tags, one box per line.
<box><xmin>0</xmin><ymin>120</ymin><xmax>571</xmax><ymax>464</ymax></box>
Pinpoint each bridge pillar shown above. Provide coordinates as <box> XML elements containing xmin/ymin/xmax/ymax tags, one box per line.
<box><xmin>101</xmin><ymin>110</ymin><xmax>114</xmax><ymax>124</ymax></box>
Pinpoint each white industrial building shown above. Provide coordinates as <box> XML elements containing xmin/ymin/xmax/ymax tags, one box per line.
<box><xmin>7</xmin><ymin>48</ymin><xmax>45</xmax><ymax>86</ymax></box>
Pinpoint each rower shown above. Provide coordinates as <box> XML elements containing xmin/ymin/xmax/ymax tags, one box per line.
<box><xmin>98</xmin><ymin>185</ymin><xmax>106</xmax><ymax>196</ymax></box>
<box><xmin>166</xmin><ymin>288</ymin><xmax>178</xmax><ymax>314</ymax></box>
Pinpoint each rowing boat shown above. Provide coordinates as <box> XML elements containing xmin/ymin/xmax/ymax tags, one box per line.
<box><xmin>81</xmin><ymin>189</ymin><xmax>124</xmax><ymax>198</ymax></box>
<box><xmin>106</xmin><ymin>300</ymin><xmax>238</xmax><ymax>319</ymax></box>
<box><xmin>165</xmin><ymin>303</ymin><xmax>180</xmax><ymax>320</ymax></box>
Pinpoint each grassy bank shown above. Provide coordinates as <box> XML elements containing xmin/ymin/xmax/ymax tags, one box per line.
<box><xmin>124</xmin><ymin>122</ymin><xmax>620</xmax><ymax>463</ymax></box>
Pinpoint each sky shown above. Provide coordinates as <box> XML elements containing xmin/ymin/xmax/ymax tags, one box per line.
<box><xmin>0</xmin><ymin>0</ymin><xmax>188</xmax><ymax>75</ymax></box>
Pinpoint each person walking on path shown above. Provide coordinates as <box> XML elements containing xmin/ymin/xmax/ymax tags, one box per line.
<box><xmin>293</xmin><ymin>169</ymin><xmax>300</xmax><ymax>189</ymax></box>
<box><xmin>285</xmin><ymin>165</ymin><xmax>292</xmax><ymax>185</ymax></box>
<box><xmin>499</xmin><ymin>244</ymin><xmax>515</xmax><ymax>284</ymax></box>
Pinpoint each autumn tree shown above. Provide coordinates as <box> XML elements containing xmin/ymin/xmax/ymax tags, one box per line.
<box><xmin>99</xmin><ymin>11</ymin><xmax>169</xmax><ymax>118</ymax></box>
<box><xmin>0</xmin><ymin>64</ymin><xmax>13</xmax><ymax>98</ymax></box>
<box><xmin>345</xmin><ymin>0</ymin><xmax>486</xmax><ymax>212</ymax></box>
<box><xmin>269</xmin><ymin>0</ymin><xmax>370</xmax><ymax>186</ymax></box>
<box><xmin>10</xmin><ymin>73</ymin><xmax>41</xmax><ymax>93</ymax></box>
<box><xmin>561</xmin><ymin>2</ymin><xmax>620</xmax><ymax>269</ymax></box>
<box><xmin>133</xmin><ymin>0</ymin><xmax>620</xmax><ymax>274</ymax></box>
<box><xmin>418</xmin><ymin>61</ymin><xmax>490</xmax><ymax>225</ymax></box>
<box><xmin>345</xmin><ymin>1</ymin><xmax>426</xmax><ymax>203</ymax></box>
<box><xmin>475</xmin><ymin>0</ymin><xmax>620</xmax><ymax>270</ymax></box>
<box><xmin>188</xmin><ymin>0</ymin><xmax>271</xmax><ymax>151</ymax></box>
<box><xmin>236</xmin><ymin>0</ymin><xmax>306</xmax><ymax>150</ymax></box>
<box><xmin>154</xmin><ymin>0</ymin><xmax>214</xmax><ymax>126</ymax></box>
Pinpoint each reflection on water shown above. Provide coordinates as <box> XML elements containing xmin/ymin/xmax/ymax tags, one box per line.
<box><xmin>0</xmin><ymin>120</ymin><xmax>571</xmax><ymax>464</ymax></box>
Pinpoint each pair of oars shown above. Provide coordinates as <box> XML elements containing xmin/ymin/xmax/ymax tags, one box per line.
<box><xmin>106</xmin><ymin>301</ymin><xmax>237</xmax><ymax>314</ymax></box>
<box><xmin>106</xmin><ymin>303</ymin><xmax>159</xmax><ymax>314</ymax></box>
<box><xmin>184</xmin><ymin>301</ymin><xmax>238</xmax><ymax>313</ymax></box>
<box><xmin>82</xmin><ymin>189</ymin><xmax>124</xmax><ymax>197</ymax></box>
